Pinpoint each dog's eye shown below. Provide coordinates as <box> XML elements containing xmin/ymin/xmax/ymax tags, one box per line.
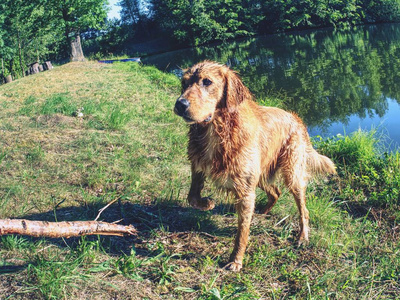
<box><xmin>202</xmin><ymin>78</ymin><xmax>212</xmax><ymax>86</ymax></box>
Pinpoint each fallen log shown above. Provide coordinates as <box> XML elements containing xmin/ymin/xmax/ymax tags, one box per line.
<box><xmin>0</xmin><ymin>219</ymin><xmax>136</xmax><ymax>238</ymax></box>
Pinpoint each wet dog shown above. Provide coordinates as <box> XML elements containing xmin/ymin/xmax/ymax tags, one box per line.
<box><xmin>174</xmin><ymin>61</ymin><xmax>336</xmax><ymax>271</ymax></box>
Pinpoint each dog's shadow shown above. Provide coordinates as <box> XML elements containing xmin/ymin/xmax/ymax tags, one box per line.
<box><xmin>0</xmin><ymin>200</ymin><xmax>239</xmax><ymax>272</ymax></box>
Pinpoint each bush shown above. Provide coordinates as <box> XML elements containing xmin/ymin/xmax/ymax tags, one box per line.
<box><xmin>314</xmin><ymin>130</ymin><xmax>400</xmax><ymax>209</ymax></box>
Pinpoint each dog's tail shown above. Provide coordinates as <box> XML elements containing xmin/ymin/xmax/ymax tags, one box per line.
<box><xmin>307</xmin><ymin>148</ymin><xmax>336</xmax><ymax>176</ymax></box>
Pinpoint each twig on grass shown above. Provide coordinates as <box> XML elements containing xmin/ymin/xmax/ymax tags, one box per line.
<box><xmin>94</xmin><ymin>197</ymin><xmax>120</xmax><ymax>221</ymax></box>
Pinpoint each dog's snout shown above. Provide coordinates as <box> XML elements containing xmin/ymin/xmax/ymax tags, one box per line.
<box><xmin>175</xmin><ymin>98</ymin><xmax>190</xmax><ymax>116</ymax></box>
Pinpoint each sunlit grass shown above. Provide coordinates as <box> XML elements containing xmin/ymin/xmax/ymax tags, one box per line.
<box><xmin>0</xmin><ymin>61</ymin><xmax>399</xmax><ymax>299</ymax></box>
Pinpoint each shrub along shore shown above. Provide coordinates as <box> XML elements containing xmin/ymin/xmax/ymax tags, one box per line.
<box><xmin>0</xmin><ymin>61</ymin><xmax>399</xmax><ymax>299</ymax></box>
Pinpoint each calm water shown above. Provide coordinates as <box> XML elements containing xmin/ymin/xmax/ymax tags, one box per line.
<box><xmin>144</xmin><ymin>24</ymin><xmax>400</xmax><ymax>149</ymax></box>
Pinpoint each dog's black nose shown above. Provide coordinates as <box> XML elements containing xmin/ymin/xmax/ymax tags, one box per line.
<box><xmin>175</xmin><ymin>98</ymin><xmax>190</xmax><ymax>116</ymax></box>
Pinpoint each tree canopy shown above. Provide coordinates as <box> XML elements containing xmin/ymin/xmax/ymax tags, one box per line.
<box><xmin>0</xmin><ymin>0</ymin><xmax>108</xmax><ymax>80</ymax></box>
<box><xmin>2</xmin><ymin>0</ymin><xmax>400</xmax><ymax>82</ymax></box>
<box><xmin>145</xmin><ymin>0</ymin><xmax>400</xmax><ymax>46</ymax></box>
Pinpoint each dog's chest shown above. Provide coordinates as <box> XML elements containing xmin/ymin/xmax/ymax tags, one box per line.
<box><xmin>188</xmin><ymin>124</ymin><xmax>243</xmax><ymax>188</ymax></box>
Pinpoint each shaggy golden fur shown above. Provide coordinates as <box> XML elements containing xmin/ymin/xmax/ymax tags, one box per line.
<box><xmin>174</xmin><ymin>61</ymin><xmax>336</xmax><ymax>271</ymax></box>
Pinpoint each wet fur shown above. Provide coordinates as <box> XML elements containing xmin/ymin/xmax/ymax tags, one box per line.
<box><xmin>174</xmin><ymin>61</ymin><xmax>336</xmax><ymax>271</ymax></box>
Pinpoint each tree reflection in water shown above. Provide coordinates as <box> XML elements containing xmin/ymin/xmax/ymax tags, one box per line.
<box><xmin>145</xmin><ymin>24</ymin><xmax>400</xmax><ymax>146</ymax></box>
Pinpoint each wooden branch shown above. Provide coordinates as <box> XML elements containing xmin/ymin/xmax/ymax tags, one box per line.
<box><xmin>0</xmin><ymin>219</ymin><xmax>136</xmax><ymax>238</ymax></box>
<box><xmin>95</xmin><ymin>198</ymin><xmax>120</xmax><ymax>221</ymax></box>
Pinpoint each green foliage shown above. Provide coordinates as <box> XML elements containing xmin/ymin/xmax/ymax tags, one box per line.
<box><xmin>315</xmin><ymin>130</ymin><xmax>400</xmax><ymax>209</ymax></box>
<box><xmin>145</xmin><ymin>0</ymin><xmax>400</xmax><ymax>46</ymax></box>
<box><xmin>151</xmin><ymin>0</ymin><xmax>263</xmax><ymax>45</ymax></box>
<box><xmin>57</xmin><ymin>0</ymin><xmax>108</xmax><ymax>33</ymax></box>
<box><xmin>316</xmin><ymin>130</ymin><xmax>380</xmax><ymax>170</ymax></box>
<box><xmin>0</xmin><ymin>0</ymin><xmax>58</xmax><ymax>79</ymax></box>
<box><xmin>360</xmin><ymin>0</ymin><xmax>400</xmax><ymax>23</ymax></box>
<box><xmin>94</xmin><ymin>19</ymin><xmax>132</xmax><ymax>57</ymax></box>
<box><xmin>262</xmin><ymin>0</ymin><xmax>363</xmax><ymax>31</ymax></box>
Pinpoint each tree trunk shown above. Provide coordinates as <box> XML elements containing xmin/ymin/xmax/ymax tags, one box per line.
<box><xmin>1</xmin><ymin>58</ymin><xmax>4</xmax><ymax>83</ymax></box>
<box><xmin>70</xmin><ymin>33</ymin><xmax>85</xmax><ymax>62</ymax></box>
<box><xmin>0</xmin><ymin>219</ymin><xmax>136</xmax><ymax>238</ymax></box>
<box><xmin>9</xmin><ymin>59</ymin><xmax>14</xmax><ymax>79</ymax></box>
<box><xmin>17</xmin><ymin>31</ymin><xmax>25</xmax><ymax>77</ymax></box>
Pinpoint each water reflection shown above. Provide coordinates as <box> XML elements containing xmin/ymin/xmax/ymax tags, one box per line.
<box><xmin>144</xmin><ymin>24</ymin><xmax>400</xmax><ymax>147</ymax></box>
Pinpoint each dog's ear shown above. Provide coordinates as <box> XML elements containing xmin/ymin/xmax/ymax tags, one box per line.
<box><xmin>223</xmin><ymin>69</ymin><xmax>249</xmax><ymax>113</ymax></box>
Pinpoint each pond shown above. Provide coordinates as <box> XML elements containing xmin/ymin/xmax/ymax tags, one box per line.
<box><xmin>144</xmin><ymin>24</ymin><xmax>400</xmax><ymax>149</ymax></box>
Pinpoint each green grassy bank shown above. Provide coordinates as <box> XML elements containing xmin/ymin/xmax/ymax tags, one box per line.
<box><xmin>0</xmin><ymin>62</ymin><xmax>399</xmax><ymax>299</ymax></box>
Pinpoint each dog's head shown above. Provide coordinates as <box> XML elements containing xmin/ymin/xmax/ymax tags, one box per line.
<box><xmin>174</xmin><ymin>61</ymin><xmax>250</xmax><ymax>124</ymax></box>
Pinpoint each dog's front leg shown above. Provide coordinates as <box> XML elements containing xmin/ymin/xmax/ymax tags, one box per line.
<box><xmin>226</xmin><ymin>192</ymin><xmax>255</xmax><ymax>272</ymax></box>
<box><xmin>187</xmin><ymin>170</ymin><xmax>215</xmax><ymax>211</ymax></box>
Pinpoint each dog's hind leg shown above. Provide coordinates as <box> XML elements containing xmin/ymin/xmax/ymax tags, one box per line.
<box><xmin>283</xmin><ymin>169</ymin><xmax>310</xmax><ymax>244</ymax></box>
<box><xmin>187</xmin><ymin>170</ymin><xmax>215</xmax><ymax>211</ymax></box>
<box><xmin>290</xmin><ymin>184</ymin><xmax>309</xmax><ymax>245</ymax></box>
<box><xmin>281</xmin><ymin>144</ymin><xmax>310</xmax><ymax>245</ymax></box>
<box><xmin>258</xmin><ymin>184</ymin><xmax>281</xmax><ymax>214</ymax></box>
<box><xmin>226</xmin><ymin>192</ymin><xmax>255</xmax><ymax>272</ymax></box>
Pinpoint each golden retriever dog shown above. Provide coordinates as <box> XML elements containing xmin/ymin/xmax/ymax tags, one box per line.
<box><xmin>174</xmin><ymin>61</ymin><xmax>336</xmax><ymax>271</ymax></box>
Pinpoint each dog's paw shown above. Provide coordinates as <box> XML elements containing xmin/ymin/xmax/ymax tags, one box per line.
<box><xmin>190</xmin><ymin>197</ymin><xmax>215</xmax><ymax>211</ymax></box>
<box><xmin>188</xmin><ymin>196</ymin><xmax>215</xmax><ymax>211</ymax></box>
<box><xmin>199</xmin><ymin>197</ymin><xmax>215</xmax><ymax>211</ymax></box>
<box><xmin>297</xmin><ymin>227</ymin><xmax>309</xmax><ymax>247</ymax></box>
<box><xmin>224</xmin><ymin>261</ymin><xmax>243</xmax><ymax>272</ymax></box>
<box><xmin>297</xmin><ymin>235</ymin><xmax>309</xmax><ymax>248</ymax></box>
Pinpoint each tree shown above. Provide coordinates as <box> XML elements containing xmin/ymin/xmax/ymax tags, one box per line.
<box><xmin>119</xmin><ymin>0</ymin><xmax>141</xmax><ymax>24</ymax></box>
<box><xmin>51</xmin><ymin>0</ymin><xmax>109</xmax><ymax>61</ymax></box>
<box><xmin>0</xmin><ymin>2</ymin><xmax>6</xmax><ymax>81</ymax></box>
<box><xmin>118</xmin><ymin>0</ymin><xmax>154</xmax><ymax>40</ymax></box>
<box><xmin>0</xmin><ymin>0</ymin><xmax>53</xmax><ymax>79</ymax></box>
<box><xmin>150</xmin><ymin>0</ymin><xmax>263</xmax><ymax>46</ymax></box>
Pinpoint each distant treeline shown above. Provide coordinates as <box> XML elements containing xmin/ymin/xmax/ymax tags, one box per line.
<box><xmin>113</xmin><ymin>0</ymin><xmax>400</xmax><ymax>47</ymax></box>
<box><xmin>2</xmin><ymin>0</ymin><xmax>400</xmax><ymax>81</ymax></box>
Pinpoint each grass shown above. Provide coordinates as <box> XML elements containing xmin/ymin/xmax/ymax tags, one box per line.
<box><xmin>0</xmin><ymin>61</ymin><xmax>399</xmax><ymax>299</ymax></box>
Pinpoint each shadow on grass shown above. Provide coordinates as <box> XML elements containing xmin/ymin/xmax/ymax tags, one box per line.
<box><xmin>1</xmin><ymin>200</ymin><xmax>239</xmax><ymax>266</ymax></box>
<box><xmin>0</xmin><ymin>264</ymin><xmax>28</xmax><ymax>275</ymax></box>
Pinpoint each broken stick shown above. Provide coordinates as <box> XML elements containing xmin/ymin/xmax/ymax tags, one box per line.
<box><xmin>0</xmin><ymin>219</ymin><xmax>136</xmax><ymax>238</ymax></box>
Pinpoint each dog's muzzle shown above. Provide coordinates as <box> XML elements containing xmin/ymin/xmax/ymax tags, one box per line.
<box><xmin>174</xmin><ymin>98</ymin><xmax>190</xmax><ymax>116</ymax></box>
<box><xmin>174</xmin><ymin>97</ymin><xmax>212</xmax><ymax>123</ymax></box>
<box><xmin>174</xmin><ymin>97</ymin><xmax>194</xmax><ymax>122</ymax></box>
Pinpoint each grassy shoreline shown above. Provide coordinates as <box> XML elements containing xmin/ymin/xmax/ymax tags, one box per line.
<box><xmin>0</xmin><ymin>62</ymin><xmax>399</xmax><ymax>299</ymax></box>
